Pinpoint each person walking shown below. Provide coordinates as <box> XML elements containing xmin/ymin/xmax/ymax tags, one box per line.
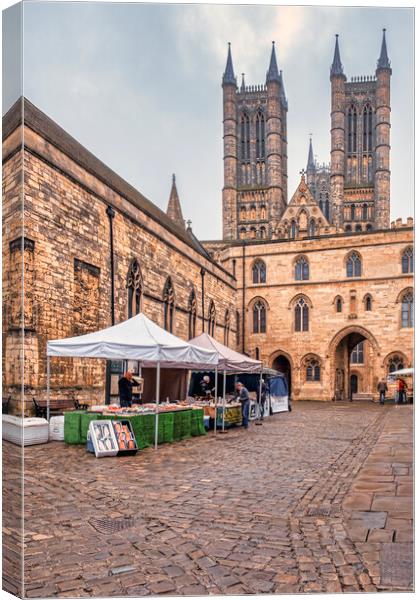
<box><xmin>235</xmin><ymin>382</ymin><xmax>250</xmax><ymax>429</ymax></box>
<box><xmin>377</xmin><ymin>378</ymin><xmax>388</xmax><ymax>405</ymax></box>
<box><xmin>118</xmin><ymin>371</ymin><xmax>135</xmax><ymax>408</ymax></box>
<box><xmin>257</xmin><ymin>378</ymin><xmax>267</xmax><ymax>422</ymax></box>
<box><xmin>397</xmin><ymin>377</ymin><xmax>407</xmax><ymax>404</ymax></box>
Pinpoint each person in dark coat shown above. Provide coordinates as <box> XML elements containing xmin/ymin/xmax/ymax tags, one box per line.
<box><xmin>118</xmin><ymin>371</ymin><xmax>135</xmax><ymax>408</ymax></box>
<box><xmin>235</xmin><ymin>382</ymin><xmax>250</xmax><ymax>429</ymax></box>
<box><xmin>199</xmin><ymin>375</ymin><xmax>212</xmax><ymax>397</ymax></box>
<box><xmin>377</xmin><ymin>379</ymin><xmax>388</xmax><ymax>405</ymax></box>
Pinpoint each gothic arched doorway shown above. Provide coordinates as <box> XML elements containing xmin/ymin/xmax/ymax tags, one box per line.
<box><xmin>272</xmin><ymin>353</ymin><xmax>292</xmax><ymax>397</ymax></box>
<box><xmin>329</xmin><ymin>326</ymin><xmax>379</xmax><ymax>401</ymax></box>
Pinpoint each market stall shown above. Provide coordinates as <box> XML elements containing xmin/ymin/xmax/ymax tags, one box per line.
<box><xmin>189</xmin><ymin>333</ymin><xmax>262</xmax><ymax>431</ymax></box>
<box><xmin>386</xmin><ymin>367</ymin><xmax>414</xmax><ymax>403</ymax></box>
<box><xmin>47</xmin><ymin>313</ymin><xmax>218</xmax><ymax>450</ymax></box>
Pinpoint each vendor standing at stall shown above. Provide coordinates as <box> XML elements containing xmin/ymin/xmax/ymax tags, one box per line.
<box><xmin>235</xmin><ymin>382</ymin><xmax>250</xmax><ymax>429</ymax></box>
<box><xmin>199</xmin><ymin>375</ymin><xmax>212</xmax><ymax>397</ymax></box>
<box><xmin>118</xmin><ymin>371</ymin><xmax>135</xmax><ymax>408</ymax></box>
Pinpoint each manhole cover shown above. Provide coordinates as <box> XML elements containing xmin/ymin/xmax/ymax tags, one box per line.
<box><xmin>89</xmin><ymin>517</ymin><xmax>136</xmax><ymax>534</ymax></box>
<box><xmin>381</xmin><ymin>543</ymin><xmax>413</xmax><ymax>588</ymax></box>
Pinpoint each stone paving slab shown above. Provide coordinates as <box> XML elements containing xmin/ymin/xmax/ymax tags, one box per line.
<box><xmin>2</xmin><ymin>401</ymin><xmax>414</xmax><ymax>597</ymax></box>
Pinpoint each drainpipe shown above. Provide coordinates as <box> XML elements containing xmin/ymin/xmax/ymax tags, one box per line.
<box><xmin>200</xmin><ymin>268</ymin><xmax>205</xmax><ymax>332</ymax></box>
<box><xmin>242</xmin><ymin>243</ymin><xmax>246</xmax><ymax>354</ymax></box>
<box><xmin>105</xmin><ymin>205</ymin><xmax>116</xmax><ymax>404</ymax></box>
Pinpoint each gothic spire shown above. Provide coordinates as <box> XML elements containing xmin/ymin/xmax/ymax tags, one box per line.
<box><xmin>166</xmin><ymin>174</ymin><xmax>185</xmax><ymax>229</ymax></box>
<box><xmin>266</xmin><ymin>41</ymin><xmax>281</xmax><ymax>84</ymax></box>
<box><xmin>377</xmin><ymin>28</ymin><xmax>391</xmax><ymax>70</ymax></box>
<box><xmin>307</xmin><ymin>137</ymin><xmax>315</xmax><ymax>171</ymax></box>
<box><xmin>279</xmin><ymin>70</ymin><xmax>288</xmax><ymax>108</ymax></box>
<box><xmin>330</xmin><ymin>34</ymin><xmax>344</xmax><ymax>76</ymax></box>
<box><xmin>222</xmin><ymin>42</ymin><xmax>236</xmax><ymax>86</ymax></box>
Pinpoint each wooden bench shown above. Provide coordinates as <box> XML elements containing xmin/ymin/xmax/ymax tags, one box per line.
<box><xmin>32</xmin><ymin>397</ymin><xmax>89</xmax><ymax>419</ymax></box>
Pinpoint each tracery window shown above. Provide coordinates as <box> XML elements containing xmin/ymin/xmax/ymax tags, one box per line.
<box><xmin>252</xmin><ymin>259</ymin><xmax>266</xmax><ymax>284</ymax></box>
<box><xmin>388</xmin><ymin>355</ymin><xmax>405</xmax><ymax>374</ymax></box>
<box><xmin>163</xmin><ymin>276</ymin><xmax>175</xmax><ymax>332</ymax></box>
<box><xmin>295</xmin><ymin>256</ymin><xmax>309</xmax><ymax>281</ymax></box>
<box><xmin>253</xmin><ymin>299</ymin><xmax>267</xmax><ymax>334</ymax></box>
<box><xmin>363</xmin><ymin>104</ymin><xmax>373</xmax><ymax>152</ymax></box>
<box><xmin>208</xmin><ymin>300</ymin><xmax>216</xmax><ymax>336</ymax></box>
<box><xmin>350</xmin><ymin>341</ymin><xmax>364</xmax><ymax>364</ymax></box>
<box><xmin>294</xmin><ymin>297</ymin><xmax>309</xmax><ymax>332</ymax></box>
<box><xmin>188</xmin><ymin>289</ymin><xmax>197</xmax><ymax>339</ymax></box>
<box><xmin>305</xmin><ymin>358</ymin><xmax>321</xmax><ymax>382</ymax></box>
<box><xmin>240</xmin><ymin>113</ymin><xmax>250</xmax><ymax>161</ymax></box>
<box><xmin>347</xmin><ymin>105</ymin><xmax>357</xmax><ymax>153</ymax></box>
<box><xmin>256</xmin><ymin>111</ymin><xmax>265</xmax><ymax>160</ymax></box>
<box><xmin>346</xmin><ymin>252</ymin><xmax>362</xmax><ymax>278</ymax></box>
<box><xmin>401</xmin><ymin>292</ymin><xmax>413</xmax><ymax>328</ymax></box>
<box><xmin>127</xmin><ymin>258</ymin><xmax>142</xmax><ymax>318</ymax></box>
<box><xmin>402</xmin><ymin>247</ymin><xmax>414</xmax><ymax>274</ymax></box>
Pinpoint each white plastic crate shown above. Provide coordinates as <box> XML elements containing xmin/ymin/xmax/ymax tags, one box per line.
<box><xmin>2</xmin><ymin>415</ymin><xmax>49</xmax><ymax>446</ymax></box>
<box><xmin>49</xmin><ymin>415</ymin><xmax>65</xmax><ymax>441</ymax></box>
<box><xmin>88</xmin><ymin>420</ymin><xmax>119</xmax><ymax>458</ymax></box>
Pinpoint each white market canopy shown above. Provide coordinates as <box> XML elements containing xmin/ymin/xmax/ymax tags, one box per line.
<box><xmin>388</xmin><ymin>368</ymin><xmax>414</xmax><ymax>377</ymax></box>
<box><xmin>47</xmin><ymin>313</ymin><xmax>218</xmax><ymax>368</ymax></box>
<box><xmin>189</xmin><ymin>332</ymin><xmax>262</xmax><ymax>373</ymax></box>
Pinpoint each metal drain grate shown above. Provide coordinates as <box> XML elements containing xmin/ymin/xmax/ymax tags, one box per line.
<box><xmin>307</xmin><ymin>506</ymin><xmax>331</xmax><ymax>517</ymax></box>
<box><xmin>88</xmin><ymin>517</ymin><xmax>136</xmax><ymax>534</ymax></box>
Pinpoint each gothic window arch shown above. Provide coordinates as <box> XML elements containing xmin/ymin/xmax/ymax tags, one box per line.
<box><xmin>345</xmin><ymin>224</ymin><xmax>352</xmax><ymax>233</ymax></box>
<box><xmin>256</xmin><ymin>111</ymin><xmax>265</xmax><ymax>159</ymax></box>
<box><xmin>250</xmin><ymin>205</ymin><xmax>256</xmax><ymax>220</ymax></box>
<box><xmin>388</xmin><ymin>354</ymin><xmax>405</xmax><ymax>374</ymax></box>
<box><xmin>366</xmin><ymin>224</ymin><xmax>373</xmax><ymax>231</ymax></box>
<box><xmin>250</xmin><ymin>226</ymin><xmax>257</xmax><ymax>239</ymax></box>
<box><xmin>350</xmin><ymin>204</ymin><xmax>356</xmax><ymax>220</ymax></box>
<box><xmin>347</xmin><ymin>104</ymin><xmax>357</xmax><ymax>153</ymax></box>
<box><xmin>335</xmin><ymin>296</ymin><xmax>343</xmax><ymax>313</ymax></box>
<box><xmin>363</xmin><ymin>103</ymin><xmax>373</xmax><ymax>152</ymax></box>
<box><xmin>308</xmin><ymin>219</ymin><xmax>316</xmax><ymax>238</ymax></box>
<box><xmin>401</xmin><ymin>291</ymin><xmax>413</xmax><ymax>328</ymax></box>
<box><xmin>294</xmin><ymin>297</ymin><xmax>309</xmax><ymax>332</ymax></box>
<box><xmin>224</xmin><ymin>309</ymin><xmax>231</xmax><ymax>345</ymax></box>
<box><xmin>346</xmin><ymin>251</ymin><xmax>362</xmax><ymax>278</ymax></box>
<box><xmin>290</xmin><ymin>220</ymin><xmax>297</xmax><ymax>240</ymax></box>
<box><xmin>295</xmin><ymin>256</ymin><xmax>309</xmax><ymax>281</ymax></box>
<box><xmin>252</xmin><ymin>259</ymin><xmax>266</xmax><ymax>284</ymax></box>
<box><xmin>260</xmin><ymin>204</ymin><xmax>267</xmax><ymax>220</ymax></box>
<box><xmin>239</xmin><ymin>227</ymin><xmax>247</xmax><ymax>239</ymax></box>
<box><xmin>252</xmin><ymin>299</ymin><xmax>267</xmax><ymax>334</ymax></box>
<box><xmin>240</xmin><ymin>205</ymin><xmax>246</xmax><ymax>220</ymax></box>
<box><xmin>163</xmin><ymin>276</ymin><xmax>175</xmax><ymax>332</ymax></box>
<box><xmin>208</xmin><ymin>300</ymin><xmax>216</xmax><ymax>336</ymax></box>
<box><xmin>259</xmin><ymin>226</ymin><xmax>266</xmax><ymax>239</ymax></box>
<box><xmin>304</xmin><ymin>355</ymin><xmax>321</xmax><ymax>382</ymax></box>
<box><xmin>355</xmin><ymin>224</ymin><xmax>362</xmax><ymax>232</ymax></box>
<box><xmin>127</xmin><ymin>258</ymin><xmax>143</xmax><ymax>318</ymax></box>
<box><xmin>402</xmin><ymin>247</ymin><xmax>414</xmax><ymax>274</ymax></box>
<box><xmin>362</xmin><ymin>203</ymin><xmax>368</xmax><ymax>220</ymax></box>
<box><xmin>240</xmin><ymin>112</ymin><xmax>250</xmax><ymax>161</ymax></box>
<box><xmin>364</xmin><ymin>294</ymin><xmax>373</xmax><ymax>311</ymax></box>
<box><xmin>188</xmin><ymin>288</ymin><xmax>197</xmax><ymax>339</ymax></box>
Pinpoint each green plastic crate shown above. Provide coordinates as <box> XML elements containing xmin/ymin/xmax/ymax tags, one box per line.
<box><xmin>64</xmin><ymin>411</ymin><xmax>85</xmax><ymax>444</ymax></box>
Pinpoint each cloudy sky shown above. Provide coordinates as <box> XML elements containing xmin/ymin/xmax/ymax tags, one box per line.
<box><xmin>3</xmin><ymin>1</ymin><xmax>414</xmax><ymax>239</ymax></box>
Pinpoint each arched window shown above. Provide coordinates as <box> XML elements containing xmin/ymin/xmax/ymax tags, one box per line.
<box><xmin>335</xmin><ymin>296</ymin><xmax>343</xmax><ymax>313</ymax></box>
<box><xmin>256</xmin><ymin>111</ymin><xmax>265</xmax><ymax>159</ymax></box>
<box><xmin>350</xmin><ymin>341</ymin><xmax>364</xmax><ymax>364</ymax></box>
<box><xmin>250</xmin><ymin>227</ymin><xmax>257</xmax><ymax>239</ymax></box>
<box><xmin>401</xmin><ymin>292</ymin><xmax>413</xmax><ymax>328</ymax></box>
<box><xmin>252</xmin><ymin>259</ymin><xmax>266</xmax><ymax>284</ymax></box>
<box><xmin>260</xmin><ymin>226</ymin><xmax>266</xmax><ymax>239</ymax></box>
<box><xmin>208</xmin><ymin>300</ymin><xmax>216</xmax><ymax>336</ymax></box>
<box><xmin>362</xmin><ymin>204</ymin><xmax>368</xmax><ymax>220</ymax></box>
<box><xmin>240</xmin><ymin>205</ymin><xmax>246</xmax><ymax>220</ymax></box>
<box><xmin>224</xmin><ymin>309</ymin><xmax>231</xmax><ymax>345</ymax></box>
<box><xmin>402</xmin><ymin>247</ymin><xmax>413</xmax><ymax>274</ymax></box>
<box><xmin>388</xmin><ymin>355</ymin><xmax>405</xmax><ymax>374</ymax></box>
<box><xmin>364</xmin><ymin>294</ymin><xmax>372</xmax><ymax>311</ymax></box>
<box><xmin>345</xmin><ymin>224</ymin><xmax>352</xmax><ymax>233</ymax></box>
<box><xmin>290</xmin><ymin>221</ymin><xmax>297</xmax><ymax>239</ymax></box>
<box><xmin>346</xmin><ymin>252</ymin><xmax>362</xmax><ymax>278</ymax></box>
<box><xmin>188</xmin><ymin>289</ymin><xmax>197</xmax><ymax>339</ymax></box>
<box><xmin>305</xmin><ymin>357</ymin><xmax>321</xmax><ymax>382</ymax></box>
<box><xmin>350</xmin><ymin>204</ymin><xmax>356</xmax><ymax>220</ymax></box>
<box><xmin>347</xmin><ymin>105</ymin><xmax>357</xmax><ymax>154</ymax></box>
<box><xmin>163</xmin><ymin>276</ymin><xmax>175</xmax><ymax>332</ymax></box>
<box><xmin>253</xmin><ymin>299</ymin><xmax>266</xmax><ymax>334</ymax></box>
<box><xmin>363</xmin><ymin>104</ymin><xmax>373</xmax><ymax>152</ymax></box>
<box><xmin>294</xmin><ymin>297</ymin><xmax>309</xmax><ymax>332</ymax></box>
<box><xmin>295</xmin><ymin>256</ymin><xmax>309</xmax><ymax>281</ymax></box>
<box><xmin>239</xmin><ymin>227</ymin><xmax>247</xmax><ymax>239</ymax></box>
<box><xmin>127</xmin><ymin>258</ymin><xmax>142</xmax><ymax>318</ymax></box>
<box><xmin>366</xmin><ymin>224</ymin><xmax>373</xmax><ymax>231</ymax></box>
<box><xmin>250</xmin><ymin>205</ymin><xmax>256</xmax><ymax>220</ymax></box>
<box><xmin>308</xmin><ymin>220</ymin><xmax>316</xmax><ymax>238</ymax></box>
<box><xmin>260</xmin><ymin>204</ymin><xmax>267</xmax><ymax>220</ymax></box>
<box><xmin>355</xmin><ymin>224</ymin><xmax>362</xmax><ymax>232</ymax></box>
<box><xmin>240</xmin><ymin>113</ymin><xmax>250</xmax><ymax>161</ymax></box>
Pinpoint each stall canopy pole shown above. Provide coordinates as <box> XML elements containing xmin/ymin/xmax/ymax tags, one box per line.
<box><xmin>46</xmin><ymin>355</ymin><xmax>51</xmax><ymax>421</ymax></box>
<box><xmin>258</xmin><ymin>369</ymin><xmax>263</xmax><ymax>420</ymax></box>
<box><xmin>222</xmin><ymin>370</ymin><xmax>227</xmax><ymax>432</ymax></box>
<box><xmin>154</xmin><ymin>361</ymin><xmax>161</xmax><ymax>450</ymax></box>
<box><xmin>214</xmin><ymin>365</ymin><xmax>218</xmax><ymax>433</ymax></box>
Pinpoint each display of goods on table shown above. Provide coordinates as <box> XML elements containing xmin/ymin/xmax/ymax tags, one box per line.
<box><xmin>89</xmin><ymin>420</ymin><xmax>119</xmax><ymax>457</ymax></box>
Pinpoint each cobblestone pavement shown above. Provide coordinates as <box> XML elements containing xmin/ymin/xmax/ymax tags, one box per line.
<box><xmin>3</xmin><ymin>402</ymin><xmax>414</xmax><ymax>597</ymax></box>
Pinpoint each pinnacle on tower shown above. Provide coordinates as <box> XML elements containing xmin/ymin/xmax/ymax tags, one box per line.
<box><xmin>166</xmin><ymin>174</ymin><xmax>185</xmax><ymax>229</ymax></box>
<box><xmin>222</xmin><ymin>42</ymin><xmax>236</xmax><ymax>86</ymax></box>
<box><xmin>307</xmin><ymin>137</ymin><xmax>315</xmax><ymax>172</ymax></box>
<box><xmin>266</xmin><ymin>41</ymin><xmax>281</xmax><ymax>84</ymax></box>
<box><xmin>330</xmin><ymin>34</ymin><xmax>344</xmax><ymax>76</ymax></box>
<box><xmin>240</xmin><ymin>73</ymin><xmax>245</xmax><ymax>92</ymax></box>
<box><xmin>377</xmin><ymin>28</ymin><xmax>391</xmax><ymax>70</ymax></box>
<box><xmin>279</xmin><ymin>70</ymin><xmax>288</xmax><ymax>108</ymax></box>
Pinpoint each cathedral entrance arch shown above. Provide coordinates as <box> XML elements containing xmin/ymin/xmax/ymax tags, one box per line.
<box><xmin>271</xmin><ymin>352</ymin><xmax>292</xmax><ymax>398</ymax></box>
<box><xmin>328</xmin><ymin>326</ymin><xmax>379</xmax><ymax>401</ymax></box>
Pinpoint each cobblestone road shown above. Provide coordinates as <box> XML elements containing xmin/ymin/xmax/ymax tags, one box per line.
<box><xmin>3</xmin><ymin>402</ymin><xmax>413</xmax><ymax>597</ymax></box>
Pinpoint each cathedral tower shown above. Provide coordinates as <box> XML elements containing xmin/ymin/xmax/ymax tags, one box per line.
<box><xmin>330</xmin><ymin>30</ymin><xmax>391</xmax><ymax>232</ymax></box>
<box><xmin>222</xmin><ymin>42</ymin><xmax>288</xmax><ymax>240</ymax></box>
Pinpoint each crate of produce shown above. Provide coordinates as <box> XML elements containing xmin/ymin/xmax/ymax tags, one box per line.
<box><xmin>112</xmin><ymin>420</ymin><xmax>138</xmax><ymax>456</ymax></box>
<box><xmin>88</xmin><ymin>420</ymin><xmax>119</xmax><ymax>457</ymax></box>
